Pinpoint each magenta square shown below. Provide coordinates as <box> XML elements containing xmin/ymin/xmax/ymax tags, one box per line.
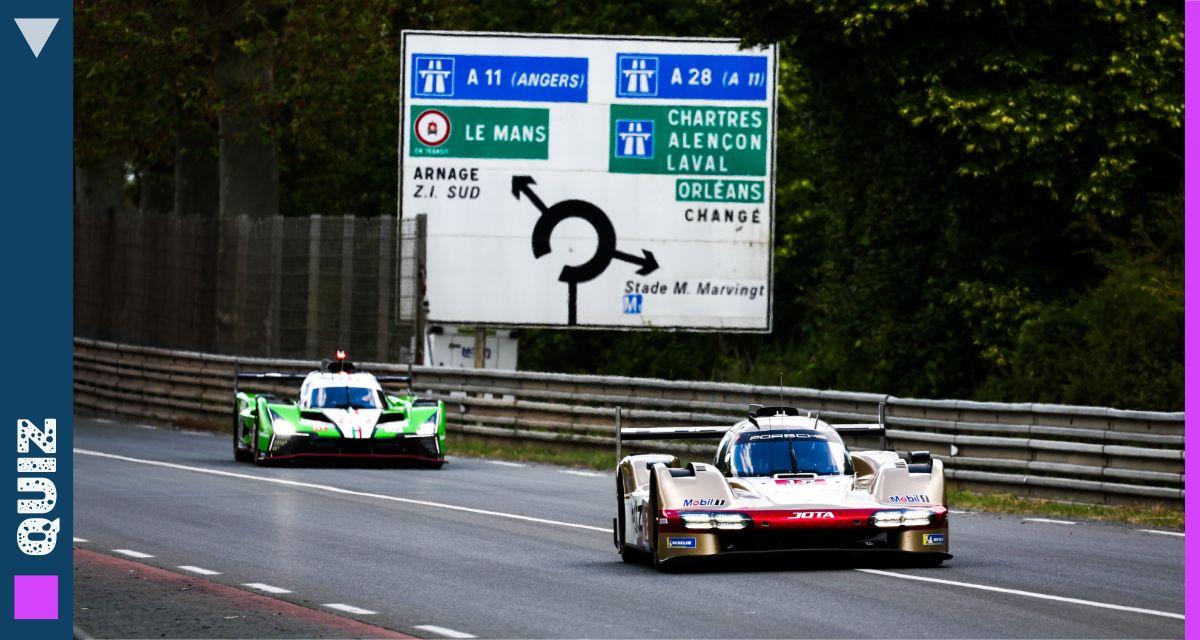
<box><xmin>13</xmin><ymin>575</ymin><xmax>58</xmax><ymax>620</ymax></box>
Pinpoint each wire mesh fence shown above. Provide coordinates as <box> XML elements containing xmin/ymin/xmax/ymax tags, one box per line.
<box><xmin>74</xmin><ymin>210</ymin><xmax>418</xmax><ymax>362</ymax></box>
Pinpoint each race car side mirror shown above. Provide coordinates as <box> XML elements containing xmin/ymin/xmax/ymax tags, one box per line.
<box><xmin>904</xmin><ymin>451</ymin><xmax>934</xmax><ymax>474</ymax></box>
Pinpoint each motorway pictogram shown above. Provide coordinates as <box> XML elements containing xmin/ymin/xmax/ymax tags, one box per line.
<box><xmin>512</xmin><ymin>175</ymin><xmax>658</xmax><ymax>325</ymax></box>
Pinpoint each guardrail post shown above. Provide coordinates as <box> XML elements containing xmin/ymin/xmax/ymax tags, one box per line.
<box><xmin>878</xmin><ymin>400</ymin><xmax>887</xmax><ymax>450</ymax></box>
<box><xmin>615</xmin><ymin>405</ymin><xmax>621</xmax><ymax>464</ymax></box>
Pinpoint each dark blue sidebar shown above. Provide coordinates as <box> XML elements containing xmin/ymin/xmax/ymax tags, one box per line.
<box><xmin>1</xmin><ymin>5</ymin><xmax>73</xmax><ymax>640</ymax></box>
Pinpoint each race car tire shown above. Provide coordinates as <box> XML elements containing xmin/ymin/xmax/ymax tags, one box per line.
<box><xmin>233</xmin><ymin>401</ymin><xmax>252</xmax><ymax>463</ymax></box>
<box><xmin>616</xmin><ymin>470</ymin><xmax>638</xmax><ymax>563</ymax></box>
<box><xmin>251</xmin><ymin>420</ymin><xmax>265</xmax><ymax>465</ymax></box>
<box><xmin>648</xmin><ymin>472</ymin><xmax>668</xmax><ymax>571</ymax></box>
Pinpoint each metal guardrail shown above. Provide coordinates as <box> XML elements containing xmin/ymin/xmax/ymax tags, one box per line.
<box><xmin>73</xmin><ymin>337</ymin><xmax>1184</xmax><ymax>506</ymax></box>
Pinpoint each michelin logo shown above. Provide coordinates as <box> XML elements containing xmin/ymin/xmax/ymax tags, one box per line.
<box><xmin>922</xmin><ymin>533</ymin><xmax>946</xmax><ymax>546</ymax></box>
<box><xmin>668</xmin><ymin>537</ymin><xmax>697</xmax><ymax>548</ymax></box>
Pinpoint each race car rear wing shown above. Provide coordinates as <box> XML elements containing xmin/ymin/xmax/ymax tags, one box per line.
<box><xmin>614</xmin><ymin>418</ymin><xmax>731</xmax><ymax>461</ymax></box>
<box><xmin>618</xmin><ymin>425</ymin><xmax>732</xmax><ymax>441</ymax></box>
<box><xmin>233</xmin><ymin>369</ymin><xmax>307</xmax><ymax>398</ymax></box>
<box><xmin>613</xmin><ymin>402</ymin><xmax>888</xmax><ymax>460</ymax></box>
<box><xmin>825</xmin><ymin>402</ymin><xmax>888</xmax><ymax>449</ymax></box>
<box><xmin>233</xmin><ymin>364</ymin><xmax>413</xmax><ymax>396</ymax></box>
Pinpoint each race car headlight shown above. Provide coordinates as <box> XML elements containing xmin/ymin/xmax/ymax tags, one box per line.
<box><xmin>712</xmin><ymin>513</ymin><xmax>752</xmax><ymax>530</ymax></box>
<box><xmin>870</xmin><ymin>510</ymin><xmax>904</xmax><ymax>528</ymax></box>
<box><xmin>681</xmin><ymin>512</ymin><xmax>750</xmax><ymax>530</ymax></box>
<box><xmin>870</xmin><ymin>509</ymin><xmax>934</xmax><ymax>528</ymax></box>
<box><xmin>901</xmin><ymin>509</ymin><xmax>934</xmax><ymax>526</ymax></box>
<box><xmin>416</xmin><ymin>411</ymin><xmax>440</xmax><ymax>435</ymax></box>
<box><xmin>271</xmin><ymin>417</ymin><xmax>296</xmax><ymax>437</ymax></box>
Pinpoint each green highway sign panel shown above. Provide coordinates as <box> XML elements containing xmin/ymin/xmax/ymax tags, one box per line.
<box><xmin>608</xmin><ymin>105</ymin><xmax>768</xmax><ymax>176</ymax></box>
<box><xmin>674</xmin><ymin>179</ymin><xmax>765</xmax><ymax>203</ymax></box>
<box><xmin>400</xmin><ymin>31</ymin><xmax>777</xmax><ymax>331</ymax></box>
<box><xmin>410</xmin><ymin>105</ymin><xmax>549</xmax><ymax>159</ymax></box>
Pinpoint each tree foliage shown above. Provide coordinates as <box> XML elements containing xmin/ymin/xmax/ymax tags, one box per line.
<box><xmin>74</xmin><ymin>0</ymin><xmax>1183</xmax><ymax>409</ymax></box>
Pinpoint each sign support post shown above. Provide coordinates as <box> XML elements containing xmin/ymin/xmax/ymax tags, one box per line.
<box><xmin>473</xmin><ymin>326</ymin><xmax>486</xmax><ymax>368</ymax></box>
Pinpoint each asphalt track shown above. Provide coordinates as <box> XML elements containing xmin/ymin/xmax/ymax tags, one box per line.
<box><xmin>73</xmin><ymin>417</ymin><xmax>1185</xmax><ymax>638</ymax></box>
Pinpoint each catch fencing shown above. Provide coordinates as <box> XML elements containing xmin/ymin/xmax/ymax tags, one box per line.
<box><xmin>74</xmin><ymin>338</ymin><xmax>1184</xmax><ymax>507</ymax></box>
<box><xmin>74</xmin><ymin>210</ymin><xmax>420</xmax><ymax>363</ymax></box>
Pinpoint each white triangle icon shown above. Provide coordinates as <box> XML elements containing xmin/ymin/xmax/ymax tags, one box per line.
<box><xmin>15</xmin><ymin>18</ymin><xmax>58</xmax><ymax>59</ymax></box>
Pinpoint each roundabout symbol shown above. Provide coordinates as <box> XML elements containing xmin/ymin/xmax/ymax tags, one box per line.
<box><xmin>512</xmin><ymin>175</ymin><xmax>658</xmax><ymax>325</ymax></box>
<box><xmin>414</xmin><ymin>109</ymin><xmax>450</xmax><ymax>147</ymax></box>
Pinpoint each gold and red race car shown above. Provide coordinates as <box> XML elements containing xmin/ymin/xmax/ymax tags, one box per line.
<box><xmin>614</xmin><ymin>405</ymin><xmax>950</xmax><ymax>570</ymax></box>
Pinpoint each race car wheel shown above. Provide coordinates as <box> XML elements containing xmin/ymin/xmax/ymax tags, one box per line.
<box><xmin>251</xmin><ymin>420</ymin><xmax>265</xmax><ymax>465</ymax></box>
<box><xmin>422</xmin><ymin>439</ymin><xmax>445</xmax><ymax>469</ymax></box>
<box><xmin>616</xmin><ymin>470</ymin><xmax>638</xmax><ymax>563</ymax></box>
<box><xmin>648</xmin><ymin>472</ymin><xmax>667</xmax><ymax>571</ymax></box>
<box><xmin>233</xmin><ymin>401</ymin><xmax>252</xmax><ymax>463</ymax></box>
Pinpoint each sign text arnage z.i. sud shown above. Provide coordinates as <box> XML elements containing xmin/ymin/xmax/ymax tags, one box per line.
<box><xmin>17</xmin><ymin>419</ymin><xmax>60</xmax><ymax>556</ymax></box>
<box><xmin>410</xmin><ymin>165</ymin><xmax>482</xmax><ymax>201</ymax></box>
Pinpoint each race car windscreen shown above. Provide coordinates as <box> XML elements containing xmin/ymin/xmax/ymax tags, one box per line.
<box><xmin>308</xmin><ymin>386</ymin><xmax>380</xmax><ymax>409</ymax></box>
<box><xmin>731</xmin><ymin>430</ymin><xmax>851</xmax><ymax>477</ymax></box>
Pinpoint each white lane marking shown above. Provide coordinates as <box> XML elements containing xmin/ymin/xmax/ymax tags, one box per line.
<box><xmin>132</xmin><ymin>424</ymin><xmax>159</xmax><ymax>430</ymax></box>
<box><xmin>486</xmin><ymin>460</ymin><xmax>526</xmax><ymax>468</ymax></box>
<box><xmin>112</xmin><ymin>549</ymin><xmax>154</xmax><ymax>559</ymax></box>
<box><xmin>1140</xmin><ymin>529</ymin><xmax>1185</xmax><ymax>538</ymax></box>
<box><xmin>75</xmin><ymin>448</ymin><xmax>610</xmax><ymax>533</ymax></box>
<box><xmin>855</xmin><ymin>569</ymin><xmax>1184</xmax><ymax>620</ymax></box>
<box><xmin>92</xmin><ymin>418</ymin><xmax>113</xmax><ymax>424</ymax></box>
<box><xmin>948</xmin><ymin>510</ymin><xmax>970</xmax><ymax>515</ymax></box>
<box><xmin>1023</xmin><ymin>517</ymin><xmax>1076</xmax><ymax>525</ymax></box>
<box><xmin>178</xmin><ymin>565</ymin><xmax>221</xmax><ymax>576</ymax></box>
<box><xmin>73</xmin><ymin>537</ymin><xmax>88</xmax><ymax>543</ymax></box>
<box><xmin>323</xmin><ymin>603</ymin><xmax>378</xmax><ymax>615</ymax></box>
<box><xmin>415</xmin><ymin>624</ymin><xmax>476</xmax><ymax>638</ymax></box>
<box><xmin>242</xmin><ymin>582</ymin><xmax>292</xmax><ymax>594</ymax></box>
<box><xmin>561</xmin><ymin>470</ymin><xmax>602</xmax><ymax>477</ymax></box>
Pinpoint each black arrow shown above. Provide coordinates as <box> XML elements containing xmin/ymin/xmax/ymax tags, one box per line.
<box><xmin>511</xmin><ymin>175</ymin><xmax>547</xmax><ymax>214</ymax></box>
<box><xmin>613</xmin><ymin>249</ymin><xmax>659</xmax><ymax>276</ymax></box>
<box><xmin>512</xmin><ymin>174</ymin><xmax>663</xmax><ymax>325</ymax></box>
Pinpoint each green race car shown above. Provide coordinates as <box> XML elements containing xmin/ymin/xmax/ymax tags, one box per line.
<box><xmin>233</xmin><ymin>352</ymin><xmax>446</xmax><ymax>467</ymax></box>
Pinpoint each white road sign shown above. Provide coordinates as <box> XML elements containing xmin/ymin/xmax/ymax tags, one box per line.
<box><xmin>400</xmin><ymin>31</ymin><xmax>777</xmax><ymax>330</ymax></box>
